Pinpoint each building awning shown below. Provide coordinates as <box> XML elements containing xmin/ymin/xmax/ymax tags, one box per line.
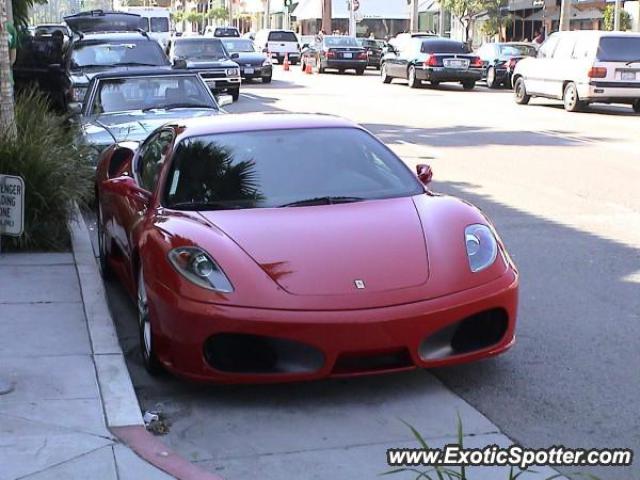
<box><xmin>294</xmin><ymin>0</ymin><xmax>410</xmax><ymax>20</ymax></box>
<box><xmin>524</xmin><ymin>7</ymin><xmax>603</xmax><ymax>20</ymax></box>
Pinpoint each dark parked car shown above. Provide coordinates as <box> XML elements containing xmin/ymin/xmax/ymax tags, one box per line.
<box><xmin>166</xmin><ymin>36</ymin><xmax>241</xmax><ymax>101</ymax></box>
<box><xmin>381</xmin><ymin>38</ymin><xmax>483</xmax><ymax>90</ymax></box>
<box><xmin>14</xmin><ymin>10</ymin><xmax>169</xmax><ymax>111</ymax></box>
<box><xmin>221</xmin><ymin>38</ymin><xmax>272</xmax><ymax>83</ymax></box>
<box><xmin>210</xmin><ymin>26</ymin><xmax>240</xmax><ymax>38</ymax></box>
<box><xmin>76</xmin><ymin>69</ymin><xmax>227</xmax><ymax>167</ymax></box>
<box><xmin>476</xmin><ymin>42</ymin><xmax>537</xmax><ymax>88</ymax></box>
<box><xmin>301</xmin><ymin>35</ymin><xmax>367</xmax><ymax>75</ymax></box>
<box><xmin>357</xmin><ymin>38</ymin><xmax>383</xmax><ymax>69</ymax></box>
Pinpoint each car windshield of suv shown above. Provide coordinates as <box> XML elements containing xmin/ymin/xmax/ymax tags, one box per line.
<box><xmin>221</xmin><ymin>39</ymin><xmax>255</xmax><ymax>53</ymax></box>
<box><xmin>499</xmin><ymin>44</ymin><xmax>537</xmax><ymax>57</ymax></box>
<box><xmin>90</xmin><ymin>75</ymin><xmax>216</xmax><ymax>114</ymax></box>
<box><xmin>421</xmin><ymin>40</ymin><xmax>470</xmax><ymax>54</ymax></box>
<box><xmin>175</xmin><ymin>39</ymin><xmax>227</xmax><ymax>60</ymax></box>
<box><xmin>71</xmin><ymin>40</ymin><xmax>167</xmax><ymax>68</ymax></box>
<box><xmin>215</xmin><ymin>28</ymin><xmax>239</xmax><ymax>37</ymax></box>
<box><xmin>268</xmin><ymin>31</ymin><xmax>297</xmax><ymax>42</ymax></box>
<box><xmin>324</xmin><ymin>36</ymin><xmax>359</xmax><ymax>47</ymax></box>
<box><xmin>164</xmin><ymin>127</ymin><xmax>423</xmax><ymax>210</ymax></box>
<box><xmin>597</xmin><ymin>37</ymin><xmax>640</xmax><ymax>62</ymax></box>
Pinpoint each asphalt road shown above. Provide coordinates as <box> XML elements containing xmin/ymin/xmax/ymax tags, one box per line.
<box><xmin>90</xmin><ymin>66</ymin><xmax>640</xmax><ymax>480</ymax></box>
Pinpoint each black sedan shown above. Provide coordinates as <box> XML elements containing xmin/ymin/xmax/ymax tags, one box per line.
<box><xmin>476</xmin><ymin>42</ymin><xmax>537</xmax><ymax>88</ymax></box>
<box><xmin>356</xmin><ymin>38</ymin><xmax>383</xmax><ymax>69</ymax></box>
<box><xmin>221</xmin><ymin>38</ymin><xmax>272</xmax><ymax>83</ymax></box>
<box><xmin>301</xmin><ymin>35</ymin><xmax>367</xmax><ymax>75</ymax></box>
<box><xmin>381</xmin><ymin>38</ymin><xmax>483</xmax><ymax>90</ymax></box>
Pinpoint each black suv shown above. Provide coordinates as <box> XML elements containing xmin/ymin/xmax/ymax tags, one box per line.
<box><xmin>14</xmin><ymin>10</ymin><xmax>170</xmax><ymax>111</ymax></box>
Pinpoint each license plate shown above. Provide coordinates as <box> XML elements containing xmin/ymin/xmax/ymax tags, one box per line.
<box><xmin>343</xmin><ymin>52</ymin><xmax>352</xmax><ymax>59</ymax></box>
<box><xmin>621</xmin><ymin>71</ymin><xmax>636</xmax><ymax>81</ymax></box>
<box><xmin>444</xmin><ymin>59</ymin><xmax>468</xmax><ymax>69</ymax></box>
<box><xmin>244</xmin><ymin>67</ymin><xmax>254</xmax><ymax>74</ymax></box>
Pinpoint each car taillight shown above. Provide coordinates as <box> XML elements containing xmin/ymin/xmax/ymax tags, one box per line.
<box><xmin>357</xmin><ymin>51</ymin><xmax>367</xmax><ymax>60</ymax></box>
<box><xmin>423</xmin><ymin>55</ymin><xmax>438</xmax><ymax>67</ymax></box>
<box><xmin>588</xmin><ymin>66</ymin><xmax>607</xmax><ymax>78</ymax></box>
<box><xmin>325</xmin><ymin>50</ymin><xmax>335</xmax><ymax>58</ymax></box>
<box><xmin>470</xmin><ymin>56</ymin><xmax>483</xmax><ymax>68</ymax></box>
<box><xmin>508</xmin><ymin>58</ymin><xmax>518</xmax><ymax>69</ymax></box>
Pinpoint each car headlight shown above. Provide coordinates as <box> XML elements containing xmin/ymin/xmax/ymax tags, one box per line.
<box><xmin>226</xmin><ymin>67</ymin><xmax>240</xmax><ymax>76</ymax></box>
<box><xmin>72</xmin><ymin>86</ymin><xmax>87</xmax><ymax>102</ymax></box>
<box><xmin>168</xmin><ymin>246</ymin><xmax>234</xmax><ymax>292</ymax></box>
<box><xmin>464</xmin><ymin>224</ymin><xmax>498</xmax><ymax>273</ymax></box>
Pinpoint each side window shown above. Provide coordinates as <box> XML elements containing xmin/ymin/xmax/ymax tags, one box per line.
<box><xmin>539</xmin><ymin>36</ymin><xmax>560</xmax><ymax>58</ymax></box>
<box><xmin>572</xmin><ymin>39</ymin><xmax>590</xmax><ymax>60</ymax></box>
<box><xmin>553</xmin><ymin>38</ymin><xmax>576</xmax><ymax>60</ymax></box>
<box><xmin>137</xmin><ymin>130</ymin><xmax>174</xmax><ymax>192</ymax></box>
<box><xmin>477</xmin><ymin>44</ymin><xmax>491</xmax><ymax>60</ymax></box>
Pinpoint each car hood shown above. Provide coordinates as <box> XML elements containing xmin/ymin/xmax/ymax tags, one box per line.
<box><xmin>82</xmin><ymin>109</ymin><xmax>220</xmax><ymax>144</ymax></box>
<box><xmin>232</xmin><ymin>52</ymin><xmax>267</xmax><ymax>65</ymax></box>
<box><xmin>70</xmin><ymin>65</ymin><xmax>172</xmax><ymax>87</ymax></box>
<box><xmin>199</xmin><ymin>197</ymin><xmax>429</xmax><ymax>296</ymax></box>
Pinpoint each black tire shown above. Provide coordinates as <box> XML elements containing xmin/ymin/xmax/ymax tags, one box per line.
<box><xmin>430</xmin><ymin>80</ymin><xmax>439</xmax><ymax>88</ymax></box>
<box><xmin>290</xmin><ymin>60</ymin><xmax>298</xmax><ymax>66</ymax></box>
<box><xmin>462</xmin><ymin>80</ymin><xmax>475</xmax><ymax>90</ymax></box>
<box><xmin>230</xmin><ymin>88</ymin><xmax>240</xmax><ymax>101</ymax></box>
<box><xmin>338</xmin><ymin>69</ymin><xmax>345</xmax><ymax>74</ymax></box>
<box><xmin>317</xmin><ymin>58</ymin><xmax>325</xmax><ymax>74</ymax></box>
<box><xmin>514</xmin><ymin>77</ymin><xmax>530</xmax><ymax>105</ymax></box>
<box><xmin>381</xmin><ymin>63</ymin><xmax>392</xmax><ymax>84</ymax></box>
<box><xmin>486</xmin><ymin>67</ymin><xmax>497</xmax><ymax>89</ymax></box>
<box><xmin>96</xmin><ymin>201</ymin><xmax>113</xmax><ymax>280</ymax></box>
<box><xmin>633</xmin><ymin>100</ymin><xmax>640</xmax><ymax>113</ymax></box>
<box><xmin>408</xmin><ymin>66</ymin><xmax>421</xmax><ymax>88</ymax></box>
<box><xmin>137</xmin><ymin>266</ymin><xmax>163</xmax><ymax>376</ymax></box>
<box><xmin>355</xmin><ymin>68</ymin><xmax>365</xmax><ymax>76</ymax></box>
<box><xmin>563</xmin><ymin>82</ymin><xmax>584</xmax><ymax>112</ymax></box>
<box><xmin>262</xmin><ymin>76</ymin><xmax>272</xmax><ymax>84</ymax></box>
<box><xmin>504</xmin><ymin>75</ymin><xmax>512</xmax><ymax>89</ymax></box>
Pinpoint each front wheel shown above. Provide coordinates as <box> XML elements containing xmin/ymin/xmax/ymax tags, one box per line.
<box><xmin>462</xmin><ymin>80</ymin><xmax>476</xmax><ymax>90</ymax></box>
<box><xmin>408</xmin><ymin>66</ymin><xmax>421</xmax><ymax>88</ymax></box>
<box><xmin>381</xmin><ymin>63</ymin><xmax>392</xmax><ymax>84</ymax></box>
<box><xmin>262</xmin><ymin>75</ymin><xmax>272</xmax><ymax>84</ymax></box>
<box><xmin>513</xmin><ymin>77</ymin><xmax>530</xmax><ymax>105</ymax></box>
<box><xmin>230</xmin><ymin>87</ymin><xmax>240</xmax><ymax>101</ymax></box>
<box><xmin>563</xmin><ymin>82</ymin><xmax>584</xmax><ymax>112</ymax></box>
<box><xmin>137</xmin><ymin>267</ymin><xmax>163</xmax><ymax>376</ymax></box>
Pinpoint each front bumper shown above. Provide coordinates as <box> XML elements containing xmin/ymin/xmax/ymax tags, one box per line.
<box><xmin>240</xmin><ymin>64</ymin><xmax>272</xmax><ymax>79</ymax></box>
<box><xmin>202</xmin><ymin>77</ymin><xmax>241</xmax><ymax>92</ymax></box>
<box><xmin>270</xmin><ymin>52</ymin><xmax>300</xmax><ymax>62</ymax></box>
<box><xmin>147</xmin><ymin>268</ymin><xmax>518</xmax><ymax>383</ymax></box>
<box><xmin>322</xmin><ymin>59</ymin><xmax>368</xmax><ymax>71</ymax></box>
<box><xmin>578</xmin><ymin>81</ymin><xmax>640</xmax><ymax>102</ymax></box>
<box><xmin>417</xmin><ymin>66</ymin><xmax>483</xmax><ymax>82</ymax></box>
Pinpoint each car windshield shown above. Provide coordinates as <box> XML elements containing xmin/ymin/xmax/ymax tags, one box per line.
<box><xmin>164</xmin><ymin>127</ymin><xmax>423</xmax><ymax>210</ymax></box>
<box><xmin>221</xmin><ymin>39</ymin><xmax>255</xmax><ymax>53</ymax></box>
<box><xmin>358</xmin><ymin>39</ymin><xmax>378</xmax><ymax>48</ymax></box>
<box><xmin>90</xmin><ymin>75</ymin><xmax>216</xmax><ymax>114</ymax></box>
<box><xmin>215</xmin><ymin>28</ymin><xmax>239</xmax><ymax>37</ymax></box>
<box><xmin>268</xmin><ymin>31</ymin><xmax>297</xmax><ymax>42</ymax></box>
<box><xmin>499</xmin><ymin>44</ymin><xmax>536</xmax><ymax>57</ymax></box>
<box><xmin>324</xmin><ymin>36</ymin><xmax>359</xmax><ymax>47</ymax></box>
<box><xmin>71</xmin><ymin>40</ymin><xmax>168</xmax><ymax>68</ymax></box>
<box><xmin>421</xmin><ymin>40</ymin><xmax>470</xmax><ymax>54</ymax></box>
<box><xmin>150</xmin><ymin>17</ymin><xmax>169</xmax><ymax>32</ymax></box>
<box><xmin>597</xmin><ymin>37</ymin><xmax>640</xmax><ymax>62</ymax></box>
<box><xmin>175</xmin><ymin>39</ymin><xmax>227</xmax><ymax>60</ymax></box>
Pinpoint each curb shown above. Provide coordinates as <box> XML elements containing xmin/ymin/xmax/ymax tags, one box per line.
<box><xmin>69</xmin><ymin>204</ymin><xmax>224</xmax><ymax>480</ymax></box>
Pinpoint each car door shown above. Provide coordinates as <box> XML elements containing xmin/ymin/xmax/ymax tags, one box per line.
<box><xmin>544</xmin><ymin>35</ymin><xmax>577</xmax><ymax>98</ymax></box>
<box><xmin>526</xmin><ymin>34</ymin><xmax>561</xmax><ymax>95</ymax></box>
<box><xmin>391</xmin><ymin>39</ymin><xmax>416</xmax><ymax>78</ymax></box>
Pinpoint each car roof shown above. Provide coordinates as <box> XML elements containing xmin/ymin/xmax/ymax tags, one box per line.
<box><xmin>552</xmin><ymin>30</ymin><xmax>640</xmax><ymax>38</ymax></box>
<box><xmin>173</xmin><ymin>113</ymin><xmax>358</xmax><ymax>140</ymax></box>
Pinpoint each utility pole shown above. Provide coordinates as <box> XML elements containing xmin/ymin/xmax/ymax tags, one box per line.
<box><xmin>410</xmin><ymin>0</ymin><xmax>419</xmax><ymax>32</ymax></box>
<box><xmin>558</xmin><ymin>0</ymin><xmax>571</xmax><ymax>31</ymax></box>
<box><xmin>264</xmin><ymin>0</ymin><xmax>270</xmax><ymax>29</ymax></box>
<box><xmin>0</xmin><ymin>0</ymin><xmax>15</xmax><ymax>137</ymax></box>
<box><xmin>614</xmin><ymin>0</ymin><xmax>621</xmax><ymax>30</ymax></box>
<box><xmin>228</xmin><ymin>0</ymin><xmax>233</xmax><ymax>28</ymax></box>
<box><xmin>348</xmin><ymin>0</ymin><xmax>354</xmax><ymax>36</ymax></box>
<box><xmin>438</xmin><ymin>4</ymin><xmax>445</xmax><ymax>36</ymax></box>
<box><xmin>322</xmin><ymin>0</ymin><xmax>331</xmax><ymax>33</ymax></box>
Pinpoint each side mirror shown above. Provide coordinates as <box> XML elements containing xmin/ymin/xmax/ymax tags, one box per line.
<box><xmin>416</xmin><ymin>164</ymin><xmax>433</xmax><ymax>186</ymax></box>
<box><xmin>173</xmin><ymin>58</ymin><xmax>187</xmax><ymax>69</ymax></box>
<box><xmin>217</xmin><ymin>94</ymin><xmax>233</xmax><ymax>108</ymax></box>
<box><xmin>68</xmin><ymin>102</ymin><xmax>82</xmax><ymax>115</ymax></box>
<box><xmin>230</xmin><ymin>52</ymin><xmax>239</xmax><ymax>59</ymax></box>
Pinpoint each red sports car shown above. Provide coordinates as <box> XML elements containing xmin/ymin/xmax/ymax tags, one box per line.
<box><xmin>96</xmin><ymin>113</ymin><xmax>518</xmax><ymax>383</ymax></box>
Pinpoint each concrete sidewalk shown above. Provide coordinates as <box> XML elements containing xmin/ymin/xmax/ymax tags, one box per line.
<box><xmin>0</xmin><ymin>210</ymin><xmax>223</xmax><ymax>480</ymax></box>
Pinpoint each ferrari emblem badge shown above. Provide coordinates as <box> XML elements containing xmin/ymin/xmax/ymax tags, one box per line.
<box><xmin>354</xmin><ymin>279</ymin><xmax>366</xmax><ymax>289</ymax></box>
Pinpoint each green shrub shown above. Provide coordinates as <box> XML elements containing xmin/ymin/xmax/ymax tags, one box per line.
<box><xmin>0</xmin><ymin>89</ymin><xmax>93</xmax><ymax>251</ymax></box>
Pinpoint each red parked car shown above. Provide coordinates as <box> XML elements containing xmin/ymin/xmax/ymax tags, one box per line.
<box><xmin>95</xmin><ymin>113</ymin><xmax>518</xmax><ymax>383</ymax></box>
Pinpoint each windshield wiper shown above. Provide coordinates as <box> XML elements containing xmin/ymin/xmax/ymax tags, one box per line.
<box><xmin>142</xmin><ymin>103</ymin><xmax>215</xmax><ymax>112</ymax></box>
<box><xmin>117</xmin><ymin>62</ymin><xmax>161</xmax><ymax>67</ymax></box>
<box><xmin>168</xmin><ymin>201</ymin><xmax>241</xmax><ymax>211</ymax></box>
<box><xmin>279</xmin><ymin>196</ymin><xmax>364</xmax><ymax>208</ymax></box>
<box><xmin>625</xmin><ymin>59</ymin><xmax>640</xmax><ymax>66</ymax></box>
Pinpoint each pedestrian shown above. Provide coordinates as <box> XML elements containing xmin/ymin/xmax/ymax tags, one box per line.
<box><xmin>533</xmin><ymin>30</ymin><xmax>545</xmax><ymax>45</ymax></box>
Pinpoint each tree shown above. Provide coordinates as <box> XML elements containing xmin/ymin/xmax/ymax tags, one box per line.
<box><xmin>603</xmin><ymin>5</ymin><xmax>632</xmax><ymax>31</ymax></box>
<box><xmin>207</xmin><ymin>7</ymin><xmax>228</xmax><ymax>23</ymax></box>
<box><xmin>1</xmin><ymin>0</ymin><xmax>15</xmax><ymax>136</ymax></box>
<box><xmin>481</xmin><ymin>0</ymin><xmax>511</xmax><ymax>41</ymax></box>
<box><xmin>440</xmin><ymin>0</ymin><xmax>483</xmax><ymax>42</ymax></box>
<box><xmin>322</xmin><ymin>0</ymin><xmax>331</xmax><ymax>33</ymax></box>
<box><xmin>185</xmin><ymin>11</ymin><xmax>204</xmax><ymax>32</ymax></box>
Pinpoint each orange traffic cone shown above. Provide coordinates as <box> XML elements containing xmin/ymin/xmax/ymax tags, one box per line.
<box><xmin>304</xmin><ymin>60</ymin><xmax>313</xmax><ymax>75</ymax></box>
<box><xmin>283</xmin><ymin>53</ymin><xmax>290</xmax><ymax>71</ymax></box>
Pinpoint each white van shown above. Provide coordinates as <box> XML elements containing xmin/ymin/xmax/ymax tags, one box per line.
<box><xmin>254</xmin><ymin>29</ymin><xmax>300</xmax><ymax>64</ymax></box>
<box><xmin>122</xmin><ymin>7</ymin><xmax>171</xmax><ymax>48</ymax></box>
<box><xmin>512</xmin><ymin>31</ymin><xmax>640</xmax><ymax>112</ymax></box>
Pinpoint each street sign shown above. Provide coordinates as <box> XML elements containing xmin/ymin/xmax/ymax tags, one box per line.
<box><xmin>533</xmin><ymin>0</ymin><xmax>544</xmax><ymax>6</ymax></box>
<box><xmin>0</xmin><ymin>175</ymin><xmax>25</xmax><ymax>237</ymax></box>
